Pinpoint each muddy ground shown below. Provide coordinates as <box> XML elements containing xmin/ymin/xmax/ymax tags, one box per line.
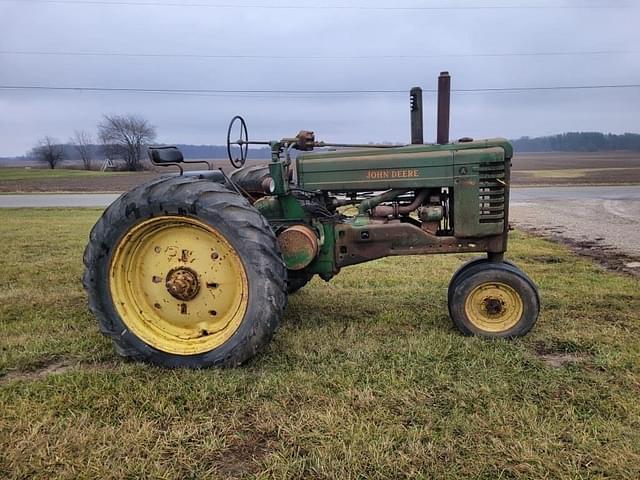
<box><xmin>512</xmin><ymin>151</ymin><xmax>640</xmax><ymax>186</ymax></box>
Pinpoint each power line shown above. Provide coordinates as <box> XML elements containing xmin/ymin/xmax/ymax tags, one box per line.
<box><xmin>0</xmin><ymin>0</ymin><xmax>625</xmax><ymax>9</ymax></box>
<box><xmin>1</xmin><ymin>84</ymin><xmax>639</xmax><ymax>97</ymax></box>
<box><xmin>1</xmin><ymin>49</ymin><xmax>638</xmax><ymax>61</ymax></box>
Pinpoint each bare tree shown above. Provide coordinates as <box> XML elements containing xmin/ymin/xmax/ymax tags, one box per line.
<box><xmin>71</xmin><ymin>130</ymin><xmax>94</xmax><ymax>170</ymax></box>
<box><xmin>31</xmin><ymin>136</ymin><xmax>65</xmax><ymax>169</ymax></box>
<box><xmin>98</xmin><ymin>114</ymin><xmax>157</xmax><ymax>171</ymax></box>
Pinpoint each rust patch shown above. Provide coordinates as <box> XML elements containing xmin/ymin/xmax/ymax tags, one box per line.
<box><xmin>277</xmin><ymin>225</ymin><xmax>318</xmax><ymax>271</ymax></box>
<box><xmin>165</xmin><ymin>267</ymin><xmax>200</xmax><ymax>301</ymax></box>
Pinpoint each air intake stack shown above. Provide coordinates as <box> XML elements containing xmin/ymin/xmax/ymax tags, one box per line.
<box><xmin>410</xmin><ymin>86</ymin><xmax>424</xmax><ymax>145</ymax></box>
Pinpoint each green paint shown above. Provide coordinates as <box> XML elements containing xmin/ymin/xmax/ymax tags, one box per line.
<box><xmin>307</xmin><ymin>222</ymin><xmax>337</xmax><ymax>278</ymax></box>
<box><xmin>253</xmin><ymin>138</ymin><xmax>512</xmax><ymax>278</ymax></box>
<box><xmin>253</xmin><ymin>196</ymin><xmax>283</xmax><ymax>218</ymax></box>
<box><xmin>453</xmin><ymin>147</ymin><xmax>507</xmax><ymax>237</ymax></box>
<box><xmin>297</xmin><ymin>139</ymin><xmax>511</xmax><ymax>192</ymax></box>
<box><xmin>282</xmin><ymin>249</ymin><xmax>315</xmax><ymax>271</ymax></box>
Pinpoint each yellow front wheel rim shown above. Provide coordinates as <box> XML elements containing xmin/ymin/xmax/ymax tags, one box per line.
<box><xmin>109</xmin><ymin>216</ymin><xmax>249</xmax><ymax>355</ymax></box>
<box><xmin>464</xmin><ymin>282</ymin><xmax>524</xmax><ymax>332</ymax></box>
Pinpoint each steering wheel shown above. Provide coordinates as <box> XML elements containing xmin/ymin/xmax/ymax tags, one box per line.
<box><xmin>226</xmin><ymin>115</ymin><xmax>248</xmax><ymax>169</ymax></box>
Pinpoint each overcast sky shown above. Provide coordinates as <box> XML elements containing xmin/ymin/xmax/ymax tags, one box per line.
<box><xmin>1</xmin><ymin>0</ymin><xmax>639</xmax><ymax>156</ymax></box>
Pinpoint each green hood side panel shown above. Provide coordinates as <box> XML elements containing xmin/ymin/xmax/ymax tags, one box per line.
<box><xmin>297</xmin><ymin>139</ymin><xmax>512</xmax><ymax>192</ymax></box>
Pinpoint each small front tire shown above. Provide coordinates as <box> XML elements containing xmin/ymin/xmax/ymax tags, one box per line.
<box><xmin>448</xmin><ymin>262</ymin><xmax>539</xmax><ymax>338</ymax></box>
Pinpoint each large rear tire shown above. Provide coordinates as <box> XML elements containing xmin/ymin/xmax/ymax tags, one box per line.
<box><xmin>83</xmin><ymin>176</ymin><xmax>287</xmax><ymax>368</ymax></box>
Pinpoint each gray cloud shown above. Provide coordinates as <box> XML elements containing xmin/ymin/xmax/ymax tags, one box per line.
<box><xmin>1</xmin><ymin>0</ymin><xmax>639</xmax><ymax>155</ymax></box>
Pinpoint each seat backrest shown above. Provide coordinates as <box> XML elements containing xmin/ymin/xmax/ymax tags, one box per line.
<box><xmin>148</xmin><ymin>146</ymin><xmax>184</xmax><ymax>164</ymax></box>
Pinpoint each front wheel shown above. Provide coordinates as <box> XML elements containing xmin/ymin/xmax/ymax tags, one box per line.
<box><xmin>448</xmin><ymin>256</ymin><xmax>516</xmax><ymax>308</ymax></box>
<box><xmin>83</xmin><ymin>176</ymin><xmax>287</xmax><ymax>368</ymax></box>
<box><xmin>448</xmin><ymin>262</ymin><xmax>539</xmax><ymax>338</ymax></box>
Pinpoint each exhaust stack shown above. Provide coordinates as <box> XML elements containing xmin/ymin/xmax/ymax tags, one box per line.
<box><xmin>437</xmin><ymin>71</ymin><xmax>451</xmax><ymax>145</ymax></box>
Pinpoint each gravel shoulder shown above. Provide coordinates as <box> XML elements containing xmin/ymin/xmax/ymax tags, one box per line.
<box><xmin>510</xmin><ymin>186</ymin><xmax>640</xmax><ymax>277</ymax></box>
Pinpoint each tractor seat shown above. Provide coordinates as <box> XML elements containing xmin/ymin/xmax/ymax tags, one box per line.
<box><xmin>148</xmin><ymin>146</ymin><xmax>184</xmax><ymax>164</ymax></box>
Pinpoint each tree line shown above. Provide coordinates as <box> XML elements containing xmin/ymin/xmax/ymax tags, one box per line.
<box><xmin>30</xmin><ymin>114</ymin><xmax>156</xmax><ymax>170</ymax></box>
<box><xmin>511</xmin><ymin>132</ymin><xmax>640</xmax><ymax>153</ymax></box>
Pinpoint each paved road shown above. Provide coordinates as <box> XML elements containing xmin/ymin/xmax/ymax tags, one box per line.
<box><xmin>2</xmin><ymin>185</ymin><xmax>639</xmax><ymax>260</ymax></box>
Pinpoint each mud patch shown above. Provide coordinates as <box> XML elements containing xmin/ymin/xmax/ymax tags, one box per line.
<box><xmin>215</xmin><ymin>430</ymin><xmax>272</xmax><ymax>477</ymax></box>
<box><xmin>516</xmin><ymin>224</ymin><xmax>640</xmax><ymax>278</ymax></box>
<box><xmin>529</xmin><ymin>255</ymin><xmax>565</xmax><ymax>264</ymax></box>
<box><xmin>1</xmin><ymin>360</ymin><xmax>74</xmax><ymax>383</ymax></box>
<box><xmin>532</xmin><ymin>340</ymin><xmax>593</xmax><ymax>368</ymax></box>
<box><xmin>537</xmin><ymin>353</ymin><xmax>590</xmax><ymax>368</ymax></box>
<box><xmin>1</xmin><ymin>359</ymin><xmax>119</xmax><ymax>384</ymax></box>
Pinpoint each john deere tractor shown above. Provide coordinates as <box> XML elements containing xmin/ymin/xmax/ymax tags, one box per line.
<box><xmin>84</xmin><ymin>73</ymin><xmax>539</xmax><ymax>368</ymax></box>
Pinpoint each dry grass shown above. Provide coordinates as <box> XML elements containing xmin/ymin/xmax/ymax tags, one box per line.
<box><xmin>1</xmin><ymin>209</ymin><xmax>639</xmax><ymax>479</ymax></box>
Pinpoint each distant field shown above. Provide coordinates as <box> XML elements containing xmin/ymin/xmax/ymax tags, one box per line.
<box><xmin>0</xmin><ymin>167</ymin><xmax>134</xmax><ymax>182</ymax></box>
<box><xmin>0</xmin><ymin>167</ymin><xmax>157</xmax><ymax>193</ymax></box>
<box><xmin>514</xmin><ymin>151</ymin><xmax>640</xmax><ymax>170</ymax></box>
<box><xmin>1</xmin><ymin>152</ymin><xmax>639</xmax><ymax>192</ymax></box>
<box><xmin>1</xmin><ymin>209</ymin><xmax>639</xmax><ymax>478</ymax></box>
<box><xmin>512</xmin><ymin>151</ymin><xmax>640</xmax><ymax>186</ymax></box>
<box><xmin>0</xmin><ymin>161</ymin><xmax>232</xmax><ymax>192</ymax></box>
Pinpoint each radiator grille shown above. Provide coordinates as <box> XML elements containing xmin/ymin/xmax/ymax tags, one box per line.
<box><xmin>478</xmin><ymin>160</ymin><xmax>506</xmax><ymax>223</ymax></box>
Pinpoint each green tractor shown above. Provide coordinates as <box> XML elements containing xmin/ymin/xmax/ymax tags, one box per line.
<box><xmin>84</xmin><ymin>73</ymin><xmax>539</xmax><ymax>368</ymax></box>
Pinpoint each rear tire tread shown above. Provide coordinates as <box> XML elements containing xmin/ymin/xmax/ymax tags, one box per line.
<box><xmin>83</xmin><ymin>176</ymin><xmax>286</xmax><ymax>368</ymax></box>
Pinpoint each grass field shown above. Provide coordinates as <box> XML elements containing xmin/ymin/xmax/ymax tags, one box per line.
<box><xmin>1</xmin><ymin>209</ymin><xmax>639</xmax><ymax>479</ymax></box>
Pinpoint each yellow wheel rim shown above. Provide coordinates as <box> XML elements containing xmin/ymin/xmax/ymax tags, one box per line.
<box><xmin>109</xmin><ymin>216</ymin><xmax>249</xmax><ymax>355</ymax></box>
<box><xmin>464</xmin><ymin>282</ymin><xmax>523</xmax><ymax>333</ymax></box>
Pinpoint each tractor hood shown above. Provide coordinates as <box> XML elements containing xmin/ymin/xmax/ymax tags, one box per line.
<box><xmin>296</xmin><ymin>138</ymin><xmax>513</xmax><ymax>192</ymax></box>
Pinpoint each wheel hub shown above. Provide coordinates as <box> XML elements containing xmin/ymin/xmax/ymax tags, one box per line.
<box><xmin>483</xmin><ymin>297</ymin><xmax>504</xmax><ymax>315</ymax></box>
<box><xmin>108</xmin><ymin>216</ymin><xmax>249</xmax><ymax>355</ymax></box>
<box><xmin>165</xmin><ymin>267</ymin><xmax>200</xmax><ymax>301</ymax></box>
<box><xmin>464</xmin><ymin>282</ymin><xmax>524</xmax><ymax>332</ymax></box>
